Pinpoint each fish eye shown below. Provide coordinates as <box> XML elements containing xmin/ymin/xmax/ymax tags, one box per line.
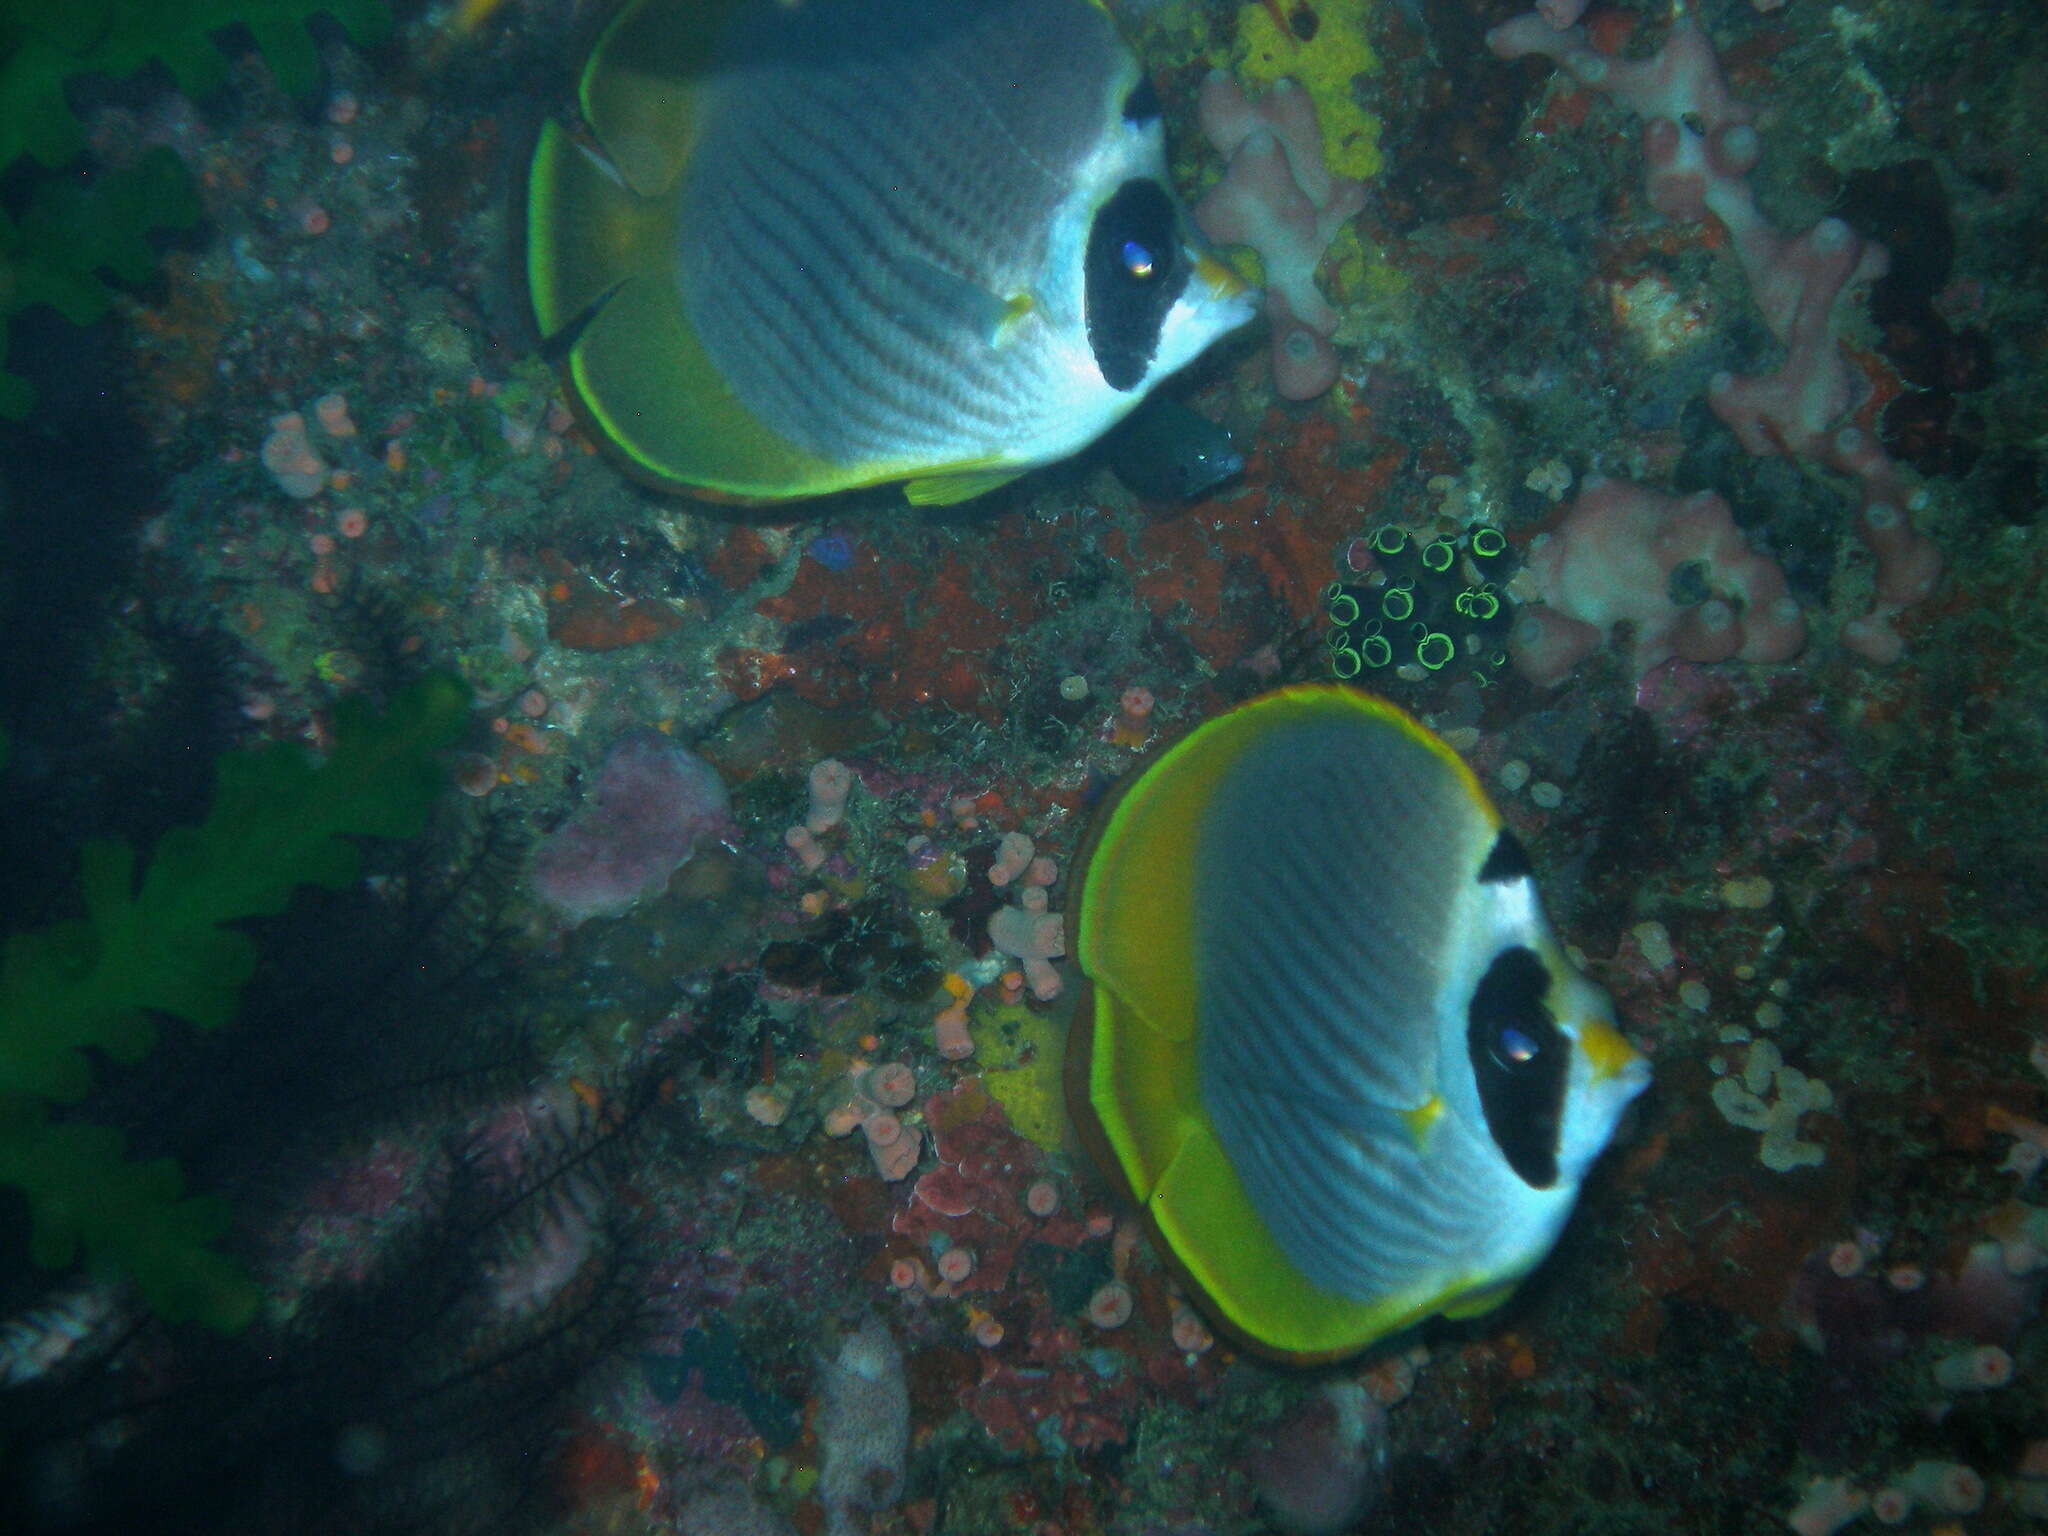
<box><xmin>1493</xmin><ymin>1025</ymin><xmax>1541</xmax><ymax>1068</ymax></box>
<box><xmin>1122</xmin><ymin>240</ymin><xmax>1156</xmax><ymax>280</ymax></box>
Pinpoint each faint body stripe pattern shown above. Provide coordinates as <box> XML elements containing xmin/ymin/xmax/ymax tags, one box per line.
<box><xmin>677</xmin><ymin>0</ymin><xmax>1127</xmax><ymax>464</ymax></box>
<box><xmin>1198</xmin><ymin>720</ymin><xmax>1505</xmax><ymax>1297</ymax></box>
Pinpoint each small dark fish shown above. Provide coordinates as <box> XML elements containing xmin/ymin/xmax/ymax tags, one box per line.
<box><xmin>1102</xmin><ymin>397</ymin><xmax>1244</xmax><ymax>502</ymax></box>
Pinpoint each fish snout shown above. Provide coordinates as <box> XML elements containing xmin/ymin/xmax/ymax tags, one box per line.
<box><xmin>1194</xmin><ymin>249</ymin><xmax>1250</xmax><ymax>299</ymax></box>
<box><xmin>1192</xmin><ymin>249</ymin><xmax>1261</xmax><ymax>327</ymax></box>
<box><xmin>1575</xmin><ymin>1015</ymin><xmax>1646</xmax><ymax>1088</ymax></box>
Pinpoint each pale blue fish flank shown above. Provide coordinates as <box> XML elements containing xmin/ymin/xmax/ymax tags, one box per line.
<box><xmin>699</xmin><ymin>110</ymin><xmax>1011</xmax><ymax>443</ymax></box>
<box><xmin>678</xmin><ymin>0</ymin><xmax>1134</xmax><ymax>464</ymax></box>
<box><xmin>1191</xmin><ymin>711</ymin><xmax>1567</xmax><ymax>1300</ymax></box>
<box><xmin>1200</xmin><ymin>734</ymin><xmax>1464</xmax><ymax>1095</ymax></box>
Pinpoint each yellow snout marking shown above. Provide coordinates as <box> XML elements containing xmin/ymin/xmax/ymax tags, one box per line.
<box><xmin>1576</xmin><ymin>1018</ymin><xmax>1640</xmax><ymax>1083</ymax></box>
<box><xmin>1195</xmin><ymin>251</ymin><xmax>1249</xmax><ymax>299</ymax></box>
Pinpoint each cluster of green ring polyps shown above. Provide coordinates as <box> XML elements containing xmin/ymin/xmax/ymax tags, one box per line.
<box><xmin>1322</xmin><ymin>524</ymin><xmax>1519</xmax><ymax>683</ymax></box>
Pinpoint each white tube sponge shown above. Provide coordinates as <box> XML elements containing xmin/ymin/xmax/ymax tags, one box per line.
<box><xmin>818</xmin><ymin>1315</ymin><xmax>909</xmax><ymax>1536</ymax></box>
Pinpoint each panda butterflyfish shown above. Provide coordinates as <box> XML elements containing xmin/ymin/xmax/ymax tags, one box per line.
<box><xmin>1066</xmin><ymin>685</ymin><xmax>1650</xmax><ymax>1362</ymax></box>
<box><xmin>525</xmin><ymin>0</ymin><xmax>1254</xmax><ymax>506</ymax></box>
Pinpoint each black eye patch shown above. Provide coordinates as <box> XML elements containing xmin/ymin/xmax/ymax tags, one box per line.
<box><xmin>1084</xmin><ymin>179</ymin><xmax>1189</xmax><ymax>390</ymax></box>
<box><xmin>1468</xmin><ymin>945</ymin><xmax>1567</xmax><ymax>1188</ymax></box>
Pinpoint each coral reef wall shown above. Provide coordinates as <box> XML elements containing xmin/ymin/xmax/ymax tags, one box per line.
<box><xmin>2</xmin><ymin>0</ymin><xmax>2046</xmax><ymax>1533</ymax></box>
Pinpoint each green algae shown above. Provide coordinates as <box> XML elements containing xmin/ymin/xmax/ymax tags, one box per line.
<box><xmin>0</xmin><ymin>674</ymin><xmax>467</xmax><ymax>1328</ymax></box>
<box><xmin>0</xmin><ymin>0</ymin><xmax>393</xmax><ymax>414</ymax></box>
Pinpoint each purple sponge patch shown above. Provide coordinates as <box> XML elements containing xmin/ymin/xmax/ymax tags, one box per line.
<box><xmin>529</xmin><ymin>733</ymin><xmax>730</xmax><ymax>924</ymax></box>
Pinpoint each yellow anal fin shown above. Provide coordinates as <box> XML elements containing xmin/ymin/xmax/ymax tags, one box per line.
<box><xmin>1148</xmin><ymin>1117</ymin><xmax>1441</xmax><ymax>1362</ymax></box>
<box><xmin>563</xmin><ymin>266</ymin><xmax>852</xmax><ymax>501</ymax></box>
<box><xmin>1440</xmin><ymin>1280</ymin><xmax>1519</xmax><ymax>1320</ymax></box>
<box><xmin>904</xmin><ymin>467</ymin><xmax>1026</xmax><ymax>506</ymax></box>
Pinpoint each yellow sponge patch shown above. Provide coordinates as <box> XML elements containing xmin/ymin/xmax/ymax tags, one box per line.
<box><xmin>1235</xmin><ymin>0</ymin><xmax>1383</xmax><ymax>182</ymax></box>
<box><xmin>981</xmin><ymin>1001</ymin><xmax>1071</xmax><ymax>1154</ymax></box>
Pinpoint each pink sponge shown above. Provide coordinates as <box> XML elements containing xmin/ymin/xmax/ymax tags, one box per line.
<box><xmin>1194</xmin><ymin>72</ymin><xmax>1366</xmax><ymax>401</ymax></box>
<box><xmin>1510</xmin><ymin>477</ymin><xmax>1805</xmax><ymax>687</ymax></box>
<box><xmin>1488</xmin><ymin>10</ymin><xmax>1940</xmax><ymax>660</ymax></box>
<box><xmin>529</xmin><ymin>733</ymin><xmax>730</xmax><ymax>923</ymax></box>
